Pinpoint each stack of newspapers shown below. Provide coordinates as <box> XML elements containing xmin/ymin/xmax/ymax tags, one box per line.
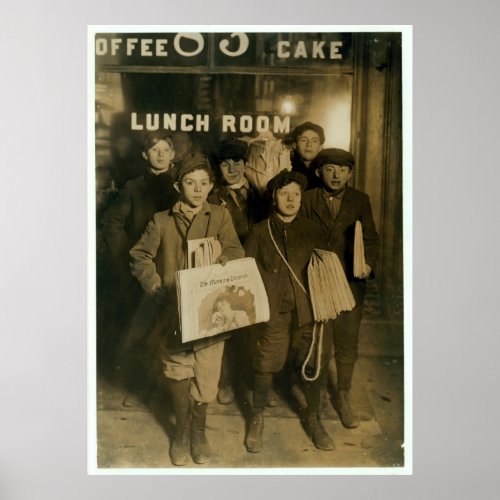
<box><xmin>187</xmin><ymin>237</ymin><xmax>222</xmax><ymax>269</ymax></box>
<box><xmin>176</xmin><ymin>250</ymin><xmax>270</xmax><ymax>343</ymax></box>
<box><xmin>353</xmin><ymin>220</ymin><xmax>370</xmax><ymax>278</ymax></box>
<box><xmin>307</xmin><ymin>249</ymin><xmax>356</xmax><ymax>321</ymax></box>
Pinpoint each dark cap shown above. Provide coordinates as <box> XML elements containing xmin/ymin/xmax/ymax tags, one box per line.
<box><xmin>215</xmin><ymin>140</ymin><xmax>248</xmax><ymax>162</ymax></box>
<box><xmin>267</xmin><ymin>170</ymin><xmax>308</xmax><ymax>193</ymax></box>
<box><xmin>316</xmin><ymin>148</ymin><xmax>355</xmax><ymax>168</ymax></box>
<box><xmin>171</xmin><ymin>152</ymin><xmax>212</xmax><ymax>182</ymax></box>
<box><xmin>292</xmin><ymin>121</ymin><xmax>325</xmax><ymax>144</ymax></box>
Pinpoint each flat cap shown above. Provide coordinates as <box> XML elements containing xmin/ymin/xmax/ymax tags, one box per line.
<box><xmin>316</xmin><ymin>148</ymin><xmax>355</xmax><ymax>168</ymax></box>
<box><xmin>215</xmin><ymin>140</ymin><xmax>248</xmax><ymax>161</ymax></box>
<box><xmin>172</xmin><ymin>152</ymin><xmax>212</xmax><ymax>181</ymax></box>
<box><xmin>267</xmin><ymin>170</ymin><xmax>308</xmax><ymax>193</ymax></box>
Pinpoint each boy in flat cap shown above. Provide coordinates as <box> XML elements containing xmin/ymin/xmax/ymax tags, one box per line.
<box><xmin>208</xmin><ymin>139</ymin><xmax>264</xmax><ymax>405</ymax></box>
<box><xmin>244</xmin><ymin>170</ymin><xmax>335</xmax><ymax>453</ymax></box>
<box><xmin>290</xmin><ymin>121</ymin><xmax>325</xmax><ymax>190</ymax></box>
<box><xmin>130</xmin><ymin>152</ymin><xmax>244</xmax><ymax>466</ymax></box>
<box><xmin>300</xmin><ymin>148</ymin><xmax>379</xmax><ymax>428</ymax></box>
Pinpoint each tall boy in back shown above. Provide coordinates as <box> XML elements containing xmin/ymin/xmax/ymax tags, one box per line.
<box><xmin>129</xmin><ymin>153</ymin><xmax>244</xmax><ymax>466</ymax></box>
<box><xmin>300</xmin><ymin>148</ymin><xmax>379</xmax><ymax>428</ymax></box>
<box><xmin>99</xmin><ymin>131</ymin><xmax>178</xmax><ymax>403</ymax></box>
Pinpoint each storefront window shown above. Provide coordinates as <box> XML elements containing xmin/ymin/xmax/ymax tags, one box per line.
<box><xmin>95</xmin><ymin>71</ymin><xmax>353</xmax><ymax>161</ymax></box>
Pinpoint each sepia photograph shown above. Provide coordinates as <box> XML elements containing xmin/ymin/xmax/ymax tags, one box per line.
<box><xmin>89</xmin><ymin>26</ymin><xmax>411</xmax><ymax>473</ymax></box>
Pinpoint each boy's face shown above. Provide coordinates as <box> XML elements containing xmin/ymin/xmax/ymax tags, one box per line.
<box><xmin>177</xmin><ymin>169</ymin><xmax>213</xmax><ymax>208</ymax></box>
<box><xmin>295</xmin><ymin>130</ymin><xmax>323</xmax><ymax>162</ymax></box>
<box><xmin>274</xmin><ymin>181</ymin><xmax>302</xmax><ymax>218</ymax></box>
<box><xmin>317</xmin><ymin>163</ymin><xmax>352</xmax><ymax>192</ymax></box>
<box><xmin>143</xmin><ymin>139</ymin><xmax>175</xmax><ymax>172</ymax></box>
<box><xmin>220</xmin><ymin>159</ymin><xmax>245</xmax><ymax>185</ymax></box>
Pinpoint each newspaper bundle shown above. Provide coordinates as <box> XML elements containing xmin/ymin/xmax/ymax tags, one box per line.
<box><xmin>187</xmin><ymin>237</ymin><xmax>222</xmax><ymax>269</ymax></box>
<box><xmin>307</xmin><ymin>249</ymin><xmax>356</xmax><ymax>321</ymax></box>
<box><xmin>243</xmin><ymin>133</ymin><xmax>292</xmax><ymax>194</ymax></box>
<box><xmin>176</xmin><ymin>257</ymin><xmax>270</xmax><ymax>343</ymax></box>
<box><xmin>353</xmin><ymin>220</ymin><xmax>370</xmax><ymax>278</ymax></box>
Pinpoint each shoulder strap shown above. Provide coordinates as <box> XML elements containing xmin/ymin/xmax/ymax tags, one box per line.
<box><xmin>267</xmin><ymin>218</ymin><xmax>325</xmax><ymax>382</ymax></box>
<box><xmin>267</xmin><ymin>219</ymin><xmax>308</xmax><ymax>296</ymax></box>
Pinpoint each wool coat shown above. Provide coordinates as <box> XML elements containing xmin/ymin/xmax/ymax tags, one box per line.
<box><xmin>244</xmin><ymin>213</ymin><xmax>327</xmax><ymax>328</ymax></box>
<box><xmin>129</xmin><ymin>202</ymin><xmax>244</xmax><ymax>352</ymax></box>
<box><xmin>290</xmin><ymin>152</ymin><xmax>321</xmax><ymax>190</ymax></box>
<box><xmin>101</xmin><ymin>170</ymin><xmax>178</xmax><ymax>266</ymax></box>
<box><xmin>207</xmin><ymin>184</ymin><xmax>260</xmax><ymax>244</ymax></box>
<box><xmin>300</xmin><ymin>187</ymin><xmax>379</xmax><ymax>281</ymax></box>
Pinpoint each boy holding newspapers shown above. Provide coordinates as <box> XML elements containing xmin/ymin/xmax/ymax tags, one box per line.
<box><xmin>244</xmin><ymin>170</ymin><xmax>337</xmax><ymax>453</ymax></box>
<box><xmin>300</xmin><ymin>148</ymin><xmax>379</xmax><ymax>429</ymax></box>
<box><xmin>129</xmin><ymin>152</ymin><xmax>244</xmax><ymax>466</ymax></box>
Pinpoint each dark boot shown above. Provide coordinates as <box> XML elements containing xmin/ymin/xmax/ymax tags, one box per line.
<box><xmin>245</xmin><ymin>372</ymin><xmax>272</xmax><ymax>453</ymax></box>
<box><xmin>191</xmin><ymin>402</ymin><xmax>211</xmax><ymax>464</ymax></box>
<box><xmin>336</xmin><ymin>389</ymin><xmax>360</xmax><ymax>428</ymax></box>
<box><xmin>166</xmin><ymin>378</ymin><xmax>192</xmax><ymax>466</ymax></box>
<box><xmin>304</xmin><ymin>412</ymin><xmax>335</xmax><ymax>451</ymax></box>
<box><xmin>335</xmin><ymin>362</ymin><xmax>360</xmax><ymax>428</ymax></box>
<box><xmin>245</xmin><ymin>410</ymin><xmax>264</xmax><ymax>453</ymax></box>
<box><xmin>302</xmin><ymin>373</ymin><xmax>334</xmax><ymax>451</ymax></box>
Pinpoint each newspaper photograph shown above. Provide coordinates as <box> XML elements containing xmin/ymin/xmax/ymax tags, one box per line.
<box><xmin>90</xmin><ymin>26</ymin><xmax>411</xmax><ymax>474</ymax></box>
<box><xmin>176</xmin><ymin>257</ymin><xmax>270</xmax><ymax>342</ymax></box>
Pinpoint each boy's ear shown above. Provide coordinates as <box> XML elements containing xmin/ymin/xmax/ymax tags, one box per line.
<box><xmin>315</xmin><ymin>168</ymin><xmax>321</xmax><ymax>178</ymax></box>
<box><xmin>173</xmin><ymin>182</ymin><xmax>181</xmax><ymax>193</ymax></box>
<box><xmin>142</xmin><ymin>152</ymin><xmax>148</xmax><ymax>161</ymax></box>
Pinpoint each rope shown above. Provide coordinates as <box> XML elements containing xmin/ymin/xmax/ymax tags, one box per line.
<box><xmin>267</xmin><ymin>219</ymin><xmax>307</xmax><ymax>295</ymax></box>
<box><xmin>301</xmin><ymin>321</ymin><xmax>325</xmax><ymax>382</ymax></box>
<box><xmin>267</xmin><ymin>219</ymin><xmax>322</xmax><ymax>381</ymax></box>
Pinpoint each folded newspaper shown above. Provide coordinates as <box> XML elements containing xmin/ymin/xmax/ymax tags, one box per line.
<box><xmin>307</xmin><ymin>249</ymin><xmax>356</xmax><ymax>321</ymax></box>
<box><xmin>353</xmin><ymin>220</ymin><xmax>370</xmax><ymax>278</ymax></box>
<box><xmin>176</xmin><ymin>257</ymin><xmax>270</xmax><ymax>343</ymax></box>
<box><xmin>187</xmin><ymin>237</ymin><xmax>222</xmax><ymax>269</ymax></box>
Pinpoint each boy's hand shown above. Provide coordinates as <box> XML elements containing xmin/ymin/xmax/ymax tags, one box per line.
<box><xmin>216</xmin><ymin>254</ymin><xmax>229</xmax><ymax>266</ymax></box>
<box><xmin>149</xmin><ymin>283</ymin><xmax>163</xmax><ymax>296</ymax></box>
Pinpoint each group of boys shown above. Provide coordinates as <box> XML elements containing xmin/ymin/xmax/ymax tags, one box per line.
<box><xmin>98</xmin><ymin>121</ymin><xmax>379</xmax><ymax>465</ymax></box>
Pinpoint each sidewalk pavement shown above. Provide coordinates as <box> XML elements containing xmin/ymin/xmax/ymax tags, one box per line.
<box><xmin>94</xmin><ymin>320</ymin><xmax>405</xmax><ymax>471</ymax></box>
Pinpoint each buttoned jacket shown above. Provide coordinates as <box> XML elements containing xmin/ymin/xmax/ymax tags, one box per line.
<box><xmin>207</xmin><ymin>184</ymin><xmax>260</xmax><ymax>243</ymax></box>
<box><xmin>129</xmin><ymin>202</ymin><xmax>244</xmax><ymax>351</ymax></box>
<box><xmin>244</xmin><ymin>213</ymin><xmax>327</xmax><ymax>327</ymax></box>
<box><xmin>300</xmin><ymin>187</ymin><xmax>379</xmax><ymax>280</ymax></box>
